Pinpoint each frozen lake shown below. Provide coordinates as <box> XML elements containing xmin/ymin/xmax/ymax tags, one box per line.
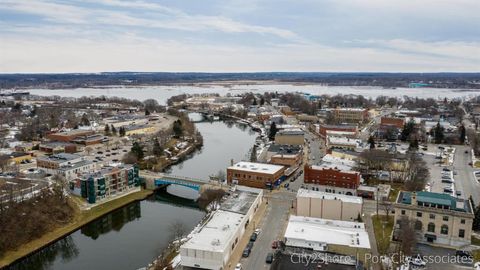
<box><xmin>28</xmin><ymin>83</ymin><xmax>480</xmax><ymax>104</ymax></box>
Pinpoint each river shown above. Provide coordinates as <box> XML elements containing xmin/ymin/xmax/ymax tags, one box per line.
<box><xmin>8</xmin><ymin>114</ymin><xmax>257</xmax><ymax>270</ymax></box>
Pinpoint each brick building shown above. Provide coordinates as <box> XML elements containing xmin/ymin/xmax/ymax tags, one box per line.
<box><xmin>380</xmin><ymin>116</ymin><xmax>405</xmax><ymax>129</ymax></box>
<box><xmin>227</xmin><ymin>161</ymin><xmax>285</xmax><ymax>188</ymax></box>
<box><xmin>304</xmin><ymin>164</ymin><xmax>361</xmax><ymax>195</ymax></box>
<box><xmin>47</xmin><ymin>130</ymin><xmax>96</xmax><ymax>143</ymax></box>
<box><xmin>333</xmin><ymin>108</ymin><xmax>369</xmax><ymax>123</ymax></box>
<box><xmin>317</xmin><ymin>124</ymin><xmax>358</xmax><ymax>138</ymax></box>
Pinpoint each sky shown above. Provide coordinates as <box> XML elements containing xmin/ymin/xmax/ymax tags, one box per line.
<box><xmin>0</xmin><ymin>0</ymin><xmax>479</xmax><ymax>73</ymax></box>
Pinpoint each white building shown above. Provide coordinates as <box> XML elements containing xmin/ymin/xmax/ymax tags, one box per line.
<box><xmin>326</xmin><ymin>136</ymin><xmax>363</xmax><ymax>151</ymax></box>
<box><xmin>180</xmin><ymin>186</ymin><xmax>263</xmax><ymax>270</ymax></box>
<box><xmin>284</xmin><ymin>215</ymin><xmax>371</xmax><ymax>252</ymax></box>
<box><xmin>296</xmin><ymin>189</ymin><xmax>363</xmax><ymax>221</ymax></box>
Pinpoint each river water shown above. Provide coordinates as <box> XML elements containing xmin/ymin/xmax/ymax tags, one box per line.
<box><xmin>8</xmin><ymin>115</ymin><xmax>257</xmax><ymax>270</ymax></box>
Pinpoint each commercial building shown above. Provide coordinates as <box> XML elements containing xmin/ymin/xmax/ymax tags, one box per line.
<box><xmin>393</xmin><ymin>191</ymin><xmax>474</xmax><ymax>247</ymax></box>
<box><xmin>47</xmin><ymin>129</ymin><xmax>96</xmax><ymax>143</ymax></box>
<box><xmin>180</xmin><ymin>186</ymin><xmax>263</xmax><ymax>270</ymax></box>
<box><xmin>296</xmin><ymin>188</ymin><xmax>363</xmax><ymax>221</ymax></box>
<box><xmin>104</xmin><ymin>115</ymin><xmax>149</xmax><ymax>128</ymax></box>
<box><xmin>37</xmin><ymin>153</ymin><xmax>95</xmax><ymax>180</ymax></box>
<box><xmin>266</xmin><ymin>144</ymin><xmax>303</xmax><ymax>167</ymax></box>
<box><xmin>380</xmin><ymin>116</ymin><xmax>405</xmax><ymax>129</ymax></box>
<box><xmin>71</xmin><ymin>134</ymin><xmax>105</xmax><ymax>145</ymax></box>
<box><xmin>326</xmin><ymin>136</ymin><xmax>363</xmax><ymax>151</ymax></box>
<box><xmin>274</xmin><ymin>129</ymin><xmax>304</xmax><ymax>145</ymax></box>
<box><xmin>0</xmin><ymin>152</ymin><xmax>32</xmax><ymax>165</ymax></box>
<box><xmin>71</xmin><ymin>164</ymin><xmax>140</xmax><ymax>204</ymax></box>
<box><xmin>304</xmin><ymin>155</ymin><xmax>361</xmax><ymax>195</ymax></box>
<box><xmin>284</xmin><ymin>215</ymin><xmax>370</xmax><ymax>254</ymax></box>
<box><xmin>333</xmin><ymin>108</ymin><xmax>369</xmax><ymax>123</ymax></box>
<box><xmin>227</xmin><ymin>161</ymin><xmax>285</xmax><ymax>188</ymax></box>
<box><xmin>39</xmin><ymin>142</ymin><xmax>78</xmax><ymax>154</ymax></box>
<box><xmin>124</xmin><ymin>124</ymin><xmax>156</xmax><ymax>136</ymax></box>
<box><xmin>316</xmin><ymin>124</ymin><xmax>358</xmax><ymax>138</ymax></box>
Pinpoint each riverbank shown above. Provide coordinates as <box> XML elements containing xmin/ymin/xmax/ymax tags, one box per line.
<box><xmin>0</xmin><ymin>188</ymin><xmax>154</xmax><ymax>268</ymax></box>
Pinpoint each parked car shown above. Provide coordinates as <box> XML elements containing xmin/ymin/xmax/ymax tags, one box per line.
<box><xmin>465</xmin><ymin>150</ymin><xmax>469</xmax><ymax>154</ymax></box>
<box><xmin>443</xmin><ymin>187</ymin><xmax>453</xmax><ymax>193</ymax></box>
<box><xmin>254</xmin><ymin>228</ymin><xmax>261</xmax><ymax>235</ymax></box>
<box><xmin>407</xmin><ymin>255</ymin><xmax>426</xmax><ymax>267</ymax></box>
<box><xmin>234</xmin><ymin>263</ymin><xmax>242</xmax><ymax>270</ymax></box>
<box><xmin>441</xmin><ymin>179</ymin><xmax>454</xmax><ymax>184</ymax></box>
<box><xmin>456</xmin><ymin>191</ymin><xmax>462</xmax><ymax>197</ymax></box>
<box><xmin>242</xmin><ymin>247</ymin><xmax>251</xmax><ymax>257</ymax></box>
<box><xmin>455</xmin><ymin>250</ymin><xmax>473</xmax><ymax>260</ymax></box>
<box><xmin>247</xmin><ymin>241</ymin><xmax>254</xmax><ymax>249</ymax></box>
<box><xmin>442</xmin><ymin>168</ymin><xmax>451</xmax><ymax>172</ymax></box>
<box><xmin>284</xmin><ymin>183</ymin><xmax>290</xmax><ymax>188</ymax></box>
<box><xmin>266</xmin><ymin>252</ymin><xmax>274</xmax><ymax>264</ymax></box>
<box><xmin>250</xmin><ymin>233</ymin><xmax>257</xmax><ymax>242</ymax></box>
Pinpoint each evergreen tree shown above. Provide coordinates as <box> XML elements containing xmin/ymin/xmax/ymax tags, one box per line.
<box><xmin>131</xmin><ymin>142</ymin><xmax>144</xmax><ymax>160</ymax></box>
<box><xmin>269</xmin><ymin>122</ymin><xmax>278</xmax><ymax>141</ymax></box>
<box><xmin>459</xmin><ymin>124</ymin><xmax>466</xmax><ymax>144</ymax></box>
<box><xmin>104</xmin><ymin>124</ymin><xmax>110</xmax><ymax>135</ymax></box>
<box><xmin>250</xmin><ymin>145</ymin><xmax>258</xmax><ymax>162</ymax></box>
<box><xmin>152</xmin><ymin>138</ymin><xmax>163</xmax><ymax>156</ymax></box>
<box><xmin>173</xmin><ymin>120</ymin><xmax>183</xmax><ymax>138</ymax></box>
<box><xmin>252</xmin><ymin>97</ymin><xmax>257</xmax><ymax>106</ymax></box>
<box><xmin>145</xmin><ymin>109</ymin><xmax>151</xmax><ymax>116</ymax></box>
<box><xmin>111</xmin><ymin>124</ymin><xmax>117</xmax><ymax>136</ymax></box>
<box><xmin>80</xmin><ymin>114</ymin><xmax>90</xmax><ymax>126</ymax></box>
<box><xmin>433</xmin><ymin>122</ymin><xmax>445</xmax><ymax>144</ymax></box>
<box><xmin>473</xmin><ymin>205</ymin><xmax>480</xmax><ymax>231</ymax></box>
<box><xmin>260</xmin><ymin>97</ymin><xmax>265</xmax><ymax>106</ymax></box>
<box><xmin>119</xmin><ymin>127</ymin><xmax>126</xmax><ymax>137</ymax></box>
<box><xmin>409</xmin><ymin>138</ymin><xmax>419</xmax><ymax>151</ymax></box>
<box><xmin>368</xmin><ymin>136</ymin><xmax>375</xmax><ymax>149</ymax></box>
<box><xmin>400</xmin><ymin>120</ymin><xmax>415</xmax><ymax>142</ymax></box>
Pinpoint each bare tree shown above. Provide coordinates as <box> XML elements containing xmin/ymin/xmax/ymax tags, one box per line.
<box><xmin>395</xmin><ymin>216</ymin><xmax>417</xmax><ymax>256</ymax></box>
<box><xmin>85</xmin><ymin>146</ymin><xmax>93</xmax><ymax>156</ymax></box>
<box><xmin>380</xmin><ymin>200</ymin><xmax>393</xmax><ymax>219</ymax></box>
<box><xmin>52</xmin><ymin>174</ymin><xmax>68</xmax><ymax>203</ymax></box>
<box><xmin>169</xmin><ymin>220</ymin><xmax>186</xmax><ymax>244</ymax></box>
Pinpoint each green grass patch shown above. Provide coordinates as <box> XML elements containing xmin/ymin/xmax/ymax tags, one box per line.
<box><xmin>475</xmin><ymin>161</ymin><xmax>480</xmax><ymax>168</ymax></box>
<box><xmin>372</xmin><ymin>215</ymin><xmax>394</xmax><ymax>255</ymax></box>
<box><xmin>472</xmin><ymin>236</ymin><xmax>480</xmax><ymax>246</ymax></box>
<box><xmin>473</xmin><ymin>250</ymin><xmax>480</xmax><ymax>262</ymax></box>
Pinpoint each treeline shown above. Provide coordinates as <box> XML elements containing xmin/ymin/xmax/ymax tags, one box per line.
<box><xmin>1</xmin><ymin>72</ymin><xmax>480</xmax><ymax>89</ymax></box>
<box><xmin>0</xmin><ymin>189</ymin><xmax>75</xmax><ymax>257</ymax></box>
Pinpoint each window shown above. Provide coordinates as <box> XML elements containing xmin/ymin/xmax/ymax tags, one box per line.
<box><xmin>459</xmin><ymin>229</ymin><xmax>465</xmax><ymax>238</ymax></box>
<box><xmin>429</xmin><ymin>214</ymin><xmax>435</xmax><ymax>219</ymax></box>
<box><xmin>416</xmin><ymin>212</ymin><xmax>422</xmax><ymax>217</ymax></box>
<box><xmin>401</xmin><ymin>210</ymin><xmax>406</xmax><ymax>215</ymax></box>
<box><xmin>441</xmin><ymin>225</ymin><xmax>449</xmax><ymax>235</ymax></box>
<box><xmin>414</xmin><ymin>220</ymin><xmax>423</xmax><ymax>231</ymax></box>
<box><xmin>461</xmin><ymin>219</ymin><xmax>465</xmax><ymax>224</ymax></box>
<box><xmin>427</xmin><ymin>223</ymin><xmax>435</xmax><ymax>233</ymax></box>
<box><xmin>443</xmin><ymin>216</ymin><xmax>449</xmax><ymax>221</ymax></box>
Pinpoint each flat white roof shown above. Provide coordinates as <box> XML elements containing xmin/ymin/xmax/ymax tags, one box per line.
<box><xmin>311</xmin><ymin>154</ymin><xmax>358</xmax><ymax>173</ymax></box>
<box><xmin>297</xmin><ymin>188</ymin><xmax>363</xmax><ymax>204</ymax></box>
<box><xmin>182</xmin><ymin>210</ymin><xmax>244</xmax><ymax>252</ymax></box>
<box><xmin>336</xmin><ymin>108</ymin><xmax>367</xmax><ymax>112</ymax></box>
<box><xmin>228</xmin><ymin>161</ymin><xmax>284</xmax><ymax>174</ymax></box>
<box><xmin>327</xmin><ymin>136</ymin><xmax>361</xmax><ymax>146</ymax></box>
<box><xmin>285</xmin><ymin>215</ymin><xmax>371</xmax><ymax>249</ymax></box>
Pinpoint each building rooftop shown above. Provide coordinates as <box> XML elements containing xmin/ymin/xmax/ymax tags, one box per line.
<box><xmin>37</xmin><ymin>153</ymin><xmax>82</xmax><ymax>162</ymax></box>
<box><xmin>297</xmin><ymin>188</ymin><xmax>363</xmax><ymax>204</ymax></box>
<box><xmin>276</xmin><ymin>129</ymin><xmax>304</xmax><ymax>136</ymax></box>
<box><xmin>220</xmin><ymin>189</ymin><xmax>259</xmax><ymax>215</ymax></box>
<box><xmin>182</xmin><ymin>210</ymin><xmax>244</xmax><ymax>252</ymax></box>
<box><xmin>398</xmin><ymin>191</ymin><xmax>472</xmax><ymax>213</ymax></box>
<box><xmin>285</xmin><ymin>215</ymin><xmax>371</xmax><ymax>249</ymax></box>
<box><xmin>335</xmin><ymin>108</ymin><xmax>367</xmax><ymax>112</ymax></box>
<box><xmin>124</xmin><ymin>124</ymin><xmax>151</xmax><ymax>131</ymax></box>
<box><xmin>49</xmin><ymin>129</ymin><xmax>94</xmax><ymax>136</ymax></box>
<box><xmin>327</xmin><ymin>136</ymin><xmax>362</xmax><ymax>147</ymax></box>
<box><xmin>80</xmin><ymin>164</ymin><xmax>133</xmax><ymax>179</ymax></box>
<box><xmin>267</xmin><ymin>144</ymin><xmax>302</xmax><ymax>155</ymax></box>
<box><xmin>228</xmin><ymin>161</ymin><xmax>284</xmax><ymax>174</ymax></box>
<box><xmin>320</xmin><ymin>124</ymin><xmax>357</xmax><ymax>130</ymax></box>
<box><xmin>311</xmin><ymin>154</ymin><xmax>358</xmax><ymax>173</ymax></box>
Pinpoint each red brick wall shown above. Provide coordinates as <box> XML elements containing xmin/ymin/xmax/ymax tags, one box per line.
<box><xmin>380</xmin><ymin>117</ymin><xmax>405</xmax><ymax>129</ymax></box>
<box><xmin>318</xmin><ymin>125</ymin><xmax>357</xmax><ymax>137</ymax></box>
<box><xmin>303</xmin><ymin>164</ymin><xmax>360</xmax><ymax>189</ymax></box>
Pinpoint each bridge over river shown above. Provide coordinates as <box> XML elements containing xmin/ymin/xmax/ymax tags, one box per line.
<box><xmin>140</xmin><ymin>171</ymin><xmax>216</xmax><ymax>193</ymax></box>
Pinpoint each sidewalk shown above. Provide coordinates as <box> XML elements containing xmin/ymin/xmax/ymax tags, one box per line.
<box><xmin>225</xmin><ymin>199</ymin><xmax>268</xmax><ymax>270</ymax></box>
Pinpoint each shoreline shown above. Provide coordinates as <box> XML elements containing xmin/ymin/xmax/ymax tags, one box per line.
<box><xmin>0</xmin><ymin>188</ymin><xmax>154</xmax><ymax>268</ymax></box>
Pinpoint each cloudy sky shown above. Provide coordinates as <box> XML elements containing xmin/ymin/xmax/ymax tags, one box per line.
<box><xmin>1</xmin><ymin>0</ymin><xmax>479</xmax><ymax>73</ymax></box>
